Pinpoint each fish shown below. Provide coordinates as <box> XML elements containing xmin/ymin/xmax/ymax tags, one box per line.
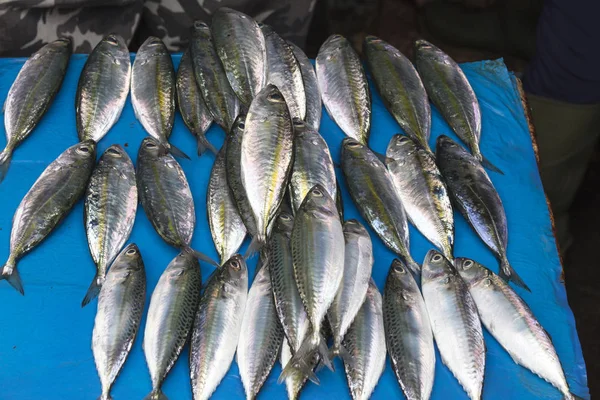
<box><xmin>176</xmin><ymin>49</ymin><xmax>215</xmax><ymax>156</ymax></box>
<box><xmin>189</xmin><ymin>21</ymin><xmax>241</xmax><ymax>132</ymax></box>
<box><xmin>142</xmin><ymin>250</ymin><xmax>202</xmax><ymax>400</ymax></box>
<box><xmin>316</xmin><ymin>34</ymin><xmax>370</xmax><ymax>145</ymax></box>
<box><xmin>237</xmin><ymin>256</ymin><xmax>284</xmax><ymax>400</ymax></box>
<box><xmin>280</xmin><ymin>340</ymin><xmax>319</xmax><ymax>400</ymax></box>
<box><xmin>341</xmin><ymin>138</ymin><xmax>420</xmax><ymax>275</ymax></box>
<box><xmin>386</xmin><ymin>134</ymin><xmax>454</xmax><ymax>260</ymax></box>
<box><xmin>421</xmin><ymin>250</ymin><xmax>485</xmax><ymax>400</ymax></box>
<box><xmin>131</xmin><ymin>36</ymin><xmax>188</xmax><ymax>160</ymax></box>
<box><xmin>288</xmin><ymin>41</ymin><xmax>322</xmax><ymax>130</ymax></box>
<box><xmin>1</xmin><ymin>38</ymin><xmax>71</xmax><ymax>184</ymax></box>
<box><xmin>281</xmin><ymin>184</ymin><xmax>345</xmax><ymax>380</ymax></box>
<box><xmin>383</xmin><ymin>259</ymin><xmax>435</xmax><ymax>400</ymax></box>
<box><xmin>83</xmin><ymin>145</ymin><xmax>137</xmax><ymax>307</ymax></box>
<box><xmin>0</xmin><ymin>140</ymin><xmax>96</xmax><ymax>294</ymax></box>
<box><xmin>436</xmin><ymin>135</ymin><xmax>529</xmax><ymax>291</ymax></box>
<box><xmin>92</xmin><ymin>243</ymin><xmax>146</xmax><ymax>400</ymax></box>
<box><xmin>342</xmin><ymin>280</ymin><xmax>386</xmax><ymax>400</ymax></box>
<box><xmin>225</xmin><ymin>113</ymin><xmax>257</xmax><ymax>236</ymax></box>
<box><xmin>289</xmin><ymin>121</ymin><xmax>336</xmax><ymax>213</ymax></box>
<box><xmin>455</xmin><ymin>258</ymin><xmax>577</xmax><ymax>400</ymax></box>
<box><xmin>328</xmin><ymin>220</ymin><xmax>373</xmax><ymax>361</ymax></box>
<box><xmin>241</xmin><ymin>84</ymin><xmax>293</xmax><ymax>250</ymax></box>
<box><xmin>190</xmin><ymin>254</ymin><xmax>248</xmax><ymax>400</ymax></box>
<box><xmin>415</xmin><ymin>39</ymin><xmax>502</xmax><ymax>174</ymax></box>
<box><xmin>76</xmin><ymin>34</ymin><xmax>130</xmax><ymax>143</ymax></box>
<box><xmin>207</xmin><ymin>143</ymin><xmax>247</xmax><ymax>264</ymax></box>
<box><xmin>261</xmin><ymin>24</ymin><xmax>306</xmax><ymax>120</ymax></box>
<box><xmin>364</xmin><ymin>36</ymin><xmax>431</xmax><ymax>152</ymax></box>
<box><xmin>211</xmin><ymin>7</ymin><xmax>266</xmax><ymax>107</ymax></box>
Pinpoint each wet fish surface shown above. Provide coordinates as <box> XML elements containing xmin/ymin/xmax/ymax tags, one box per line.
<box><xmin>341</xmin><ymin>138</ymin><xmax>419</xmax><ymax>275</ymax></box>
<box><xmin>261</xmin><ymin>24</ymin><xmax>306</xmax><ymax>120</ymax></box>
<box><xmin>77</xmin><ymin>34</ymin><xmax>130</xmax><ymax>143</ymax></box>
<box><xmin>288</xmin><ymin>41</ymin><xmax>322</xmax><ymax>130</ymax></box>
<box><xmin>387</xmin><ymin>134</ymin><xmax>454</xmax><ymax>260</ymax></box>
<box><xmin>1</xmin><ymin>38</ymin><xmax>71</xmax><ymax>183</ymax></box>
<box><xmin>143</xmin><ymin>251</ymin><xmax>202</xmax><ymax>400</ymax></box>
<box><xmin>456</xmin><ymin>258</ymin><xmax>576</xmax><ymax>400</ymax></box>
<box><xmin>342</xmin><ymin>280</ymin><xmax>386</xmax><ymax>400</ymax></box>
<box><xmin>384</xmin><ymin>259</ymin><xmax>435</xmax><ymax>400</ymax></box>
<box><xmin>436</xmin><ymin>135</ymin><xmax>529</xmax><ymax>291</ymax></box>
<box><xmin>0</xmin><ymin>141</ymin><xmax>96</xmax><ymax>294</ymax></box>
<box><xmin>176</xmin><ymin>49</ymin><xmax>214</xmax><ymax>156</ymax></box>
<box><xmin>190</xmin><ymin>255</ymin><xmax>248</xmax><ymax>400</ymax></box>
<box><xmin>421</xmin><ymin>250</ymin><xmax>485</xmax><ymax>400</ymax></box>
<box><xmin>83</xmin><ymin>144</ymin><xmax>137</xmax><ymax>307</ymax></box>
<box><xmin>364</xmin><ymin>35</ymin><xmax>431</xmax><ymax>151</ymax></box>
<box><xmin>316</xmin><ymin>34</ymin><xmax>370</xmax><ymax>145</ymax></box>
<box><xmin>415</xmin><ymin>39</ymin><xmax>501</xmax><ymax>173</ymax></box>
<box><xmin>212</xmin><ymin>7</ymin><xmax>266</xmax><ymax>107</ymax></box>
<box><xmin>92</xmin><ymin>244</ymin><xmax>146</xmax><ymax>400</ymax></box>
<box><xmin>207</xmin><ymin>143</ymin><xmax>247</xmax><ymax>264</ymax></box>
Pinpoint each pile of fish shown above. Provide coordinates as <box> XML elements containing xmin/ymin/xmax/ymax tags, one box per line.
<box><xmin>0</xmin><ymin>7</ymin><xmax>578</xmax><ymax>400</ymax></box>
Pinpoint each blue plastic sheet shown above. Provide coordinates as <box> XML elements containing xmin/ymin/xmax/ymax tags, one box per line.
<box><xmin>0</xmin><ymin>54</ymin><xmax>589</xmax><ymax>399</ymax></box>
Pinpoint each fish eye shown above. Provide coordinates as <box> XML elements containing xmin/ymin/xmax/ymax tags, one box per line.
<box><xmin>394</xmin><ymin>263</ymin><xmax>405</xmax><ymax>274</ymax></box>
<box><xmin>126</xmin><ymin>248</ymin><xmax>137</xmax><ymax>255</ymax></box>
<box><xmin>106</xmin><ymin>147</ymin><xmax>122</xmax><ymax>157</ymax></box>
<box><xmin>268</xmin><ymin>92</ymin><xmax>284</xmax><ymax>102</ymax></box>
<box><xmin>145</xmin><ymin>141</ymin><xmax>158</xmax><ymax>149</ymax></box>
<box><xmin>194</xmin><ymin>20</ymin><xmax>207</xmax><ymax>29</ymax></box>
<box><xmin>105</xmin><ymin>36</ymin><xmax>118</xmax><ymax>46</ymax></box>
<box><xmin>398</xmin><ymin>136</ymin><xmax>409</xmax><ymax>143</ymax></box>
<box><xmin>346</xmin><ymin>141</ymin><xmax>361</xmax><ymax>149</ymax></box>
<box><xmin>237</xmin><ymin>121</ymin><xmax>245</xmax><ymax>130</ymax></box>
<box><xmin>230</xmin><ymin>260</ymin><xmax>241</xmax><ymax>270</ymax></box>
<box><xmin>280</xmin><ymin>213</ymin><xmax>291</xmax><ymax>221</ymax></box>
<box><xmin>431</xmin><ymin>254</ymin><xmax>443</xmax><ymax>262</ymax></box>
<box><xmin>77</xmin><ymin>145</ymin><xmax>91</xmax><ymax>154</ymax></box>
<box><xmin>463</xmin><ymin>259</ymin><xmax>473</xmax><ymax>269</ymax></box>
<box><xmin>483</xmin><ymin>278</ymin><xmax>492</xmax><ymax>287</ymax></box>
<box><xmin>292</xmin><ymin>118</ymin><xmax>304</xmax><ymax>127</ymax></box>
<box><xmin>312</xmin><ymin>188</ymin><xmax>323</xmax><ymax>197</ymax></box>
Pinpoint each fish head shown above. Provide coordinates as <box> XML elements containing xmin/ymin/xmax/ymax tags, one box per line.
<box><xmin>103</xmin><ymin>144</ymin><xmax>127</xmax><ymax>160</ymax></box>
<box><xmin>111</xmin><ymin>244</ymin><xmax>145</xmax><ymax>274</ymax></box>
<box><xmin>422</xmin><ymin>249</ymin><xmax>456</xmax><ymax>283</ymax></box>
<box><xmin>191</xmin><ymin>20</ymin><xmax>211</xmax><ymax>38</ymax></box>
<box><xmin>102</xmin><ymin>33</ymin><xmax>129</xmax><ymax>56</ymax></box>
<box><xmin>386</xmin><ymin>134</ymin><xmax>416</xmax><ymax>160</ymax></box>
<box><xmin>322</xmin><ymin>34</ymin><xmax>348</xmax><ymax>50</ymax></box>
<box><xmin>387</xmin><ymin>259</ymin><xmax>420</xmax><ymax>294</ymax></box>
<box><xmin>262</xmin><ymin>84</ymin><xmax>286</xmax><ymax>105</ymax></box>
<box><xmin>52</xmin><ymin>37</ymin><xmax>72</xmax><ymax>52</ymax></box>
<box><xmin>415</xmin><ymin>39</ymin><xmax>449</xmax><ymax>65</ymax></box>
<box><xmin>70</xmin><ymin>140</ymin><xmax>97</xmax><ymax>166</ymax></box>
<box><xmin>435</xmin><ymin>135</ymin><xmax>468</xmax><ymax>165</ymax></box>
<box><xmin>299</xmin><ymin>184</ymin><xmax>338</xmax><ymax>218</ymax></box>
<box><xmin>138</xmin><ymin>137</ymin><xmax>168</xmax><ymax>159</ymax></box>
<box><xmin>273</xmin><ymin>211</ymin><xmax>294</xmax><ymax>235</ymax></box>
<box><xmin>166</xmin><ymin>251</ymin><xmax>200</xmax><ymax>282</ymax></box>
<box><xmin>139</xmin><ymin>36</ymin><xmax>167</xmax><ymax>57</ymax></box>
<box><xmin>341</xmin><ymin>137</ymin><xmax>368</xmax><ymax>160</ymax></box>
<box><xmin>343</xmin><ymin>219</ymin><xmax>368</xmax><ymax>238</ymax></box>
<box><xmin>292</xmin><ymin>117</ymin><xmax>306</xmax><ymax>135</ymax></box>
<box><xmin>230</xmin><ymin>113</ymin><xmax>247</xmax><ymax>136</ymax></box>
<box><xmin>455</xmin><ymin>258</ymin><xmax>491</xmax><ymax>287</ymax></box>
<box><xmin>222</xmin><ymin>254</ymin><xmax>248</xmax><ymax>286</ymax></box>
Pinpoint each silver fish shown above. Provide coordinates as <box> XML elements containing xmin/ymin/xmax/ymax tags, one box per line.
<box><xmin>436</xmin><ymin>135</ymin><xmax>529</xmax><ymax>291</ymax></box>
<box><xmin>341</xmin><ymin>138</ymin><xmax>420</xmax><ymax>275</ymax></box>
<box><xmin>131</xmin><ymin>37</ymin><xmax>188</xmax><ymax>159</ymax></box>
<box><xmin>261</xmin><ymin>24</ymin><xmax>306</xmax><ymax>120</ymax></box>
<box><xmin>0</xmin><ymin>140</ymin><xmax>96</xmax><ymax>294</ymax></box>
<box><xmin>289</xmin><ymin>121</ymin><xmax>336</xmax><ymax>213</ymax></box>
<box><xmin>415</xmin><ymin>39</ymin><xmax>502</xmax><ymax>174</ymax></box>
<box><xmin>143</xmin><ymin>250</ymin><xmax>202</xmax><ymax>400</ymax></box>
<box><xmin>190</xmin><ymin>255</ymin><xmax>248</xmax><ymax>400</ymax></box>
<box><xmin>76</xmin><ymin>34</ymin><xmax>130</xmax><ymax>143</ymax></box>
<box><xmin>288</xmin><ymin>41</ymin><xmax>322</xmax><ymax>130</ymax></box>
<box><xmin>225</xmin><ymin>113</ymin><xmax>257</xmax><ymax>236</ymax></box>
<box><xmin>176</xmin><ymin>49</ymin><xmax>215</xmax><ymax>156</ymax></box>
<box><xmin>83</xmin><ymin>145</ymin><xmax>137</xmax><ymax>307</ymax></box>
<box><xmin>281</xmin><ymin>185</ymin><xmax>344</xmax><ymax>379</ymax></box>
<box><xmin>364</xmin><ymin>35</ymin><xmax>431</xmax><ymax>152</ymax></box>
<box><xmin>421</xmin><ymin>250</ymin><xmax>485</xmax><ymax>400</ymax></box>
<box><xmin>0</xmin><ymin>38</ymin><xmax>71</xmax><ymax>183</ymax></box>
<box><xmin>241</xmin><ymin>84</ymin><xmax>293</xmax><ymax>246</ymax></box>
<box><xmin>456</xmin><ymin>258</ymin><xmax>576</xmax><ymax>400</ymax></box>
<box><xmin>190</xmin><ymin>20</ymin><xmax>241</xmax><ymax>132</ymax></box>
<box><xmin>342</xmin><ymin>280</ymin><xmax>386</xmax><ymax>400</ymax></box>
<box><xmin>207</xmin><ymin>143</ymin><xmax>247</xmax><ymax>264</ymax></box>
<box><xmin>212</xmin><ymin>7</ymin><xmax>266</xmax><ymax>106</ymax></box>
<box><xmin>383</xmin><ymin>259</ymin><xmax>435</xmax><ymax>400</ymax></box>
<box><xmin>92</xmin><ymin>244</ymin><xmax>146</xmax><ymax>400</ymax></box>
<box><xmin>237</xmin><ymin>257</ymin><xmax>284</xmax><ymax>400</ymax></box>
<box><xmin>328</xmin><ymin>220</ymin><xmax>373</xmax><ymax>360</ymax></box>
<box><xmin>316</xmin><ymin>34</ymin><xmax>371</xmax><ymax>145</ymax></box>
<box><xmin>386</xmin><ymin>134</ymin><xmax>454</xmax><ymax>260</ymax></box>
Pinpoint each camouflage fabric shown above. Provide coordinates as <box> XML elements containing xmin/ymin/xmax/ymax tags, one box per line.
<box><xmin>0</xmin><ymin>0</ymin><xmax>315</xmax><ymax>56</ymax></box>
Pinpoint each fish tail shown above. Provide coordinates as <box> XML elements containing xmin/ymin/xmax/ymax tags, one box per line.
<box><xmin>96</xmin><ymin>392</ymin><xmax>113</xmax><ymax>400</ymax></box>
<box><xmin>0</xmin><ymin>256</ymin><xmax>23</xmax><ymax>295</ymax></box>
<box><xmin>0</xmin><ymin>147</ymin><xmax>12</xmax><ymax>184</ymax></box>
<box><xmin>480</xmin><ymin>153</ymin><xmax>504</xmax><ymax>175</ymax></box>
<box><xmin>278</xmin><ymin>331</ymin><xmax>321</xmax><ymax>385</ymax></box>
<box><xmin>196</xmin><ymin>135</ymin><xmax>217</xmax><ymax>156</ymax></box>
<box><xmin>565</xmin><ymin>392</ymin><xmax>584</xmax><ymax>400</ymax></box>
<box><xmin>243</xmin><ymin>235</ymin><xmax>264</xmax><ymax>260</ymax></box>
<box><xmin>82</xmin><ymin>273</ymin><xmax>105</xmax><ymax>307</ymax></box>
<box><xmin>328</xmin><ymin>341</ymin><xmax>341</xmax><ymax>362</ymax></box>
<box><xmin>404</xmin><ymin>256</ymin><xmax>422</xmax><ymax>281</ymax></box>
<box><xmin>184</xmin><ymin>246</ymin><xmax>219</xmax><ymax>267</ymax></box>
<box><xmin>167</xmin><ymin>143</ymin><xmax>191</xmax><ymax>160</ymax></box>
<box><xmin>143</xmin><ymin>389</ymin><xmax>169</xmax><ymax>400</ymax></box>
<box><xmin>499</xmin><ymin>256</ymin><xmax>531</xmax><ymax>292</ymax></box>
<box><xmin>338</xmin><ymin>343</ymin><xmax>355</xmax><ymax>369</ymax></box>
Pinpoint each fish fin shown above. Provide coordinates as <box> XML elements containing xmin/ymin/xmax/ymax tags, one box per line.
<box><xmin>327</xmin><ymin>343</ymin><xmax>341</xmax><ymax>363</ymax></box>
<box><xmin>0</xmin><ymin>258</ymin><xmax>23</xmax><ymax>295</ymax></box>
<box><xmin>405</xmin><ymin>257</ymin><xmax>422</xmax><ymax>281</ymax></box>
<box><xmin>97</xmin><ymin>393</ymin><xmax>113</xmax><ymax>400</ymax></box>
<box><xmin>279</xmin><ymin>358</ymin><xmax>320</xmax><ymax>386</ymax></box>
<box><xmin>278</xmin><ymin>332</ymin><xmax>320</xmax><ymax>384</ymax></box>
<box><xmin>185</xmin><ymin>247</ymin><xmax>219</xmax><ymax>267</ymax></box>
<box><xmin>142</xmin><ymin>389</ymin><xmax>169</xmax><ymax>400</ymax></box>
<box><xmin>566</xmin><ymin>392</ymin><xmax>584</xmax><ymax>400</ymax></box>
<box><xmin>499</xmin><ymin>257</ymin><xmax>531</xmax><ymax>292</ymax></box>
<box><xmin>196</xmin><ymin>135</ymin><xmax>218</xmax><ymax>156</ymax></box>
<box><xmin>243</xmin><ymin>236</ymin><xmax>264</xmax><ymax>260</ymax></box>
<box><xmin>0</xmin><ymin>148</ymin><xmax>12</xmax><ymax>184</ymax></box>
<box><xmin>338</xmin><ymin>344</ymin><xmax>355</xmax><ymax>369</ymax></box>
<box><xmin>373</xmin><ymin>151</ymin><xmax>394</xmax><ymax>165</ymax></box>
<box><xmin>81</xmin><ymin>274</ymin><xmax>104</xmax><ymax>307</ymax></box>
<box><xmin>481</xmin><ymin>154</ymin><xmax>504</xmax><ymax>175</ymax></box>
<box><xmin>317</xmin><ymin>335</ymin><xmax>334</xmax><ymax>372</ymax></box>
<box><xmin>167</xmin><ymin>143</ymin><xmax>190</xmax><ymax>160</ymax></box>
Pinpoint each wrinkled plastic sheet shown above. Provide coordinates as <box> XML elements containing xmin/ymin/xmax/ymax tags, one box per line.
<box><xmin>0</xmin><ymin>54</ymin><xmax>589</xmax><ymax>399</ymax></box>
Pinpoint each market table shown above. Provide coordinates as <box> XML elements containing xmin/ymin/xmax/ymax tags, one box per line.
<box><xmin>0</xmin><ymin>54</ymin><xmax>589</xmax><ymax>399</ymax></box>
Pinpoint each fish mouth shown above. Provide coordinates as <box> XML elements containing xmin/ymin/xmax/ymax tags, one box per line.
<box><xmin>193</xmin><ymin>20</ymin><xmax>208</xmax><ymax>30</ymax></box>
<box><xmin>364</xmin><ymin>35</ymin><xmax>380</xmax><ymax>43</ymax></box>
<box><xmin>414</xmin><ymin>39</ymin><xmax>433</xmax><ymax>50</ymax></box>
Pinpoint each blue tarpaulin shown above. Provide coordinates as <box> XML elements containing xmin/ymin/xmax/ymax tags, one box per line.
<box><xmin>0</xmin><ymin>54</ymin><xmax>589</xmax><ymax>399</ymax></box>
